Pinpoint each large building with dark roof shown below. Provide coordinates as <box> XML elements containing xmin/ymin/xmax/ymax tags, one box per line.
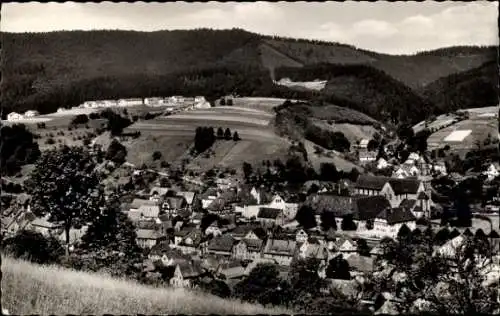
<box><xmin>354</xmin><ymin>174</ymin><xmax>429</xmax><ymax>209</ymax></box>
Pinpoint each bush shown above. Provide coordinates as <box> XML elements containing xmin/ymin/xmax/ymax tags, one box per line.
<box><xmin>2</xmin><ymin>230</ymin><xmax>64</xmax><ymax>264</ymax></box>
<box><xmin>152</xmin><ymin>151</ymin><xmax>162</xmax><ymax>161</ymax></box>
<box><xmin>46</xmin><ymin>138</ymin><xmax>55</xmax><ymax>145</ymax></box>
<box><xmin>71</xmin><ymin>114</ymin><xmax>89</xmax><ymax>125</ymax></box>
<box><xmin>106</xmin><ymin>139</ymin><xmax>127</xmax><ymax>165</ymax></box>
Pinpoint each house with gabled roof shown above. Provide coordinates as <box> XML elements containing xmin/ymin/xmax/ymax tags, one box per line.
<box><xmin>332</xmin><ymin>236</ymin><xmax>357</xmax><ymax>258</ymax></box>
<box><xmin>162</xmin><ymin>196</ymin><xmax>187</xmax><ymax>218</ymax></box>
<box><xmin>130</xmin><ymin>198</ymin><xmax>157</xmax><ymax>211</ymax></box>
<box><xmin>230</xmin><ymin>224</ymin><xmax>267</xmax><ymax>241</ymax></box>
<box><xmin>176</xmin><ymin>191</ymin><xmax>196</xmax><ymax>208</ymax></box>
<box><xmin>263</xmin><ymin>238</ymin><xmax>297</xmax><ymax>266</ymax></box>
<box><xmin>170</xmin><ymin>261</ymin><xmax>205</xmax><ymax>288</ymax></box>
<box><xmin>256</xmin><ymin>207</ymin><xmax>285</xmax><ymax>227</ymax></box>
<box><xmin>177</xmin><ymin>229</ymin><xmax>205</xmax><ymax>255</ymax></box>
<box><xmin>371</xmin><ymin>207</ymin><xmax>416</xmax><ymax>238</ymax></box>
<box><xmin>217</xmin><ymin>260</ymin><xmax>247</xmax><ymax>281</ymax></box>
<box><xmin>136</xmin><ymin>229</ymin><xmax>166</xmax><ymax>249</ymax></box>
<box><xmin>355</xmin><ymin>174</ymin><xmax>428</xmax><ymax>208</ymax></box>
<box><xmin>207</xmin><ymin>234</ymin><xmax>237</xmax><ymax>257</ymax></box>
<box><xmin>29</xmin><ymin>216</ymin><xmax>63</xmax><ymax>237</ymax></box>
<box><xmin>148</xmin><ymin>242</ymin><xmax>191</xmax><ymax>266</ymax></box>
<box><xmin>296</xmin><ymin>238</ymin><xmax>329</xmax><ymax>263</ymax></box>
<box><xmin>149</xmin><ymin>187</ymin><xmax>172</xmax><ymax>202</ymax></box>
<box><xmin>232</xmin><ymin>238</ymin><xmax>264</xmax><ymax>261</ymax></box>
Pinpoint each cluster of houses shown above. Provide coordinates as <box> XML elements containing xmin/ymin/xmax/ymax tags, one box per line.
<box><xmin>80</xmin><ymin>96</ymin><xmax>211</xmax><ymax>111</ymax></box>
<box><xmin>6</xmin><ymin>110</ymin><xmax>40</xmax><ymax>121</ymax></box>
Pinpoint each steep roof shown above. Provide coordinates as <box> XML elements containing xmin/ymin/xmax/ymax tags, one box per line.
<box><xmin>30</xmin><ymin>216</ymin><xmax>63</xmax><ymax>229</ymax></box>
<box><xmin>376</xmin><ymin>208</ymin><xmax>416</xmax><ymax>225</ymax></box>
<box><xmin>355</xmin><ymin>175</ymin><xmax>389</xmax><ymax>191</ymax></box>
<box><xmin>304</xmin><ymin>194</ymin><xmax>355</xmax><ymax>216</ymax></box>
<box><xmin>137</xmin><ymin>204</ymin><xmax>160</xmax><ymax>218</ymax></box>
<box><xmin>417</xmin><ymin>191</ymin><xmax>429</xmax><ymax>200</ymax></box>
<box><xmin>207</xmin><ymin>234</ymin><xmax>237</xmax><ymax>252</ymax></box>
<box><xmin>177</xmin><ymin>191</ymin><xmax>195</xmax><ymax>205</ymax></box>
<box><xmin>130</xmin><ymin>198</ymin><xmax>157</xmax><ymax>209</ymax></box>
<box><xmin>264</xmin><ymin>239</ymin><xmax>297</xmax><ymax>256</ymax></box>
<box><xmin>399</xmin><ymin>199</ymin><xmax>417</xmax><ymax>210</ymax></box>
<box><xmin>149</xmin><ymin>241</ymin><xmax>173</xmax><ymax>255</ymax></box>
<box><xmin>257</xmin><ymin>207</ymin><xmax>282</xmax><ymax>219</ymax></box>
<box><xmin>136</xmin><ymin>219</ymin><xmax>159</xmax><ymax>230</ymax></box>
<box><xmin>388</xmin><ymin>178</ymin><xmax>421</xmax><ymax>195</ymax></box>
<box><xmin>177</xmin><ymin>262</ymin><xmax>203</xmax><ymax>279</ymax></box>
<box><xmin>136</xmin><ymin>229</ymin><xmax>164</xmax><ymax>240</ymax></box>
<box><xmin>164</xmin><ymin>196</ymin><xmax>186</xmax><ymax>210</ymax></box>
<box><xmin>240</xmin><ymin>238</ymin><xmax>264</xmax><ymax>251</ymax></box>
<box><xmin>354</xmin><ymin>196</ymin><xmax>391</xmax><ymax>221</ymax></box>
<box><xmin>149</xmin><ymin>187</ymin><xmax>172</xmax><ymax>197</ymax></box>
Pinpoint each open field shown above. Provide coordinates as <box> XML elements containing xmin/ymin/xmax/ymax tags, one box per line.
<box><xmin>314</xmin><ymin>120</ymin><xmax>379</xmax><ymax>144</ymax></box>
<box><xmin>427</xmin><ymin>116</ymin><xmax>498</xmax><ymax>154</ymax></box>
<box><xmin>458</xmin><ymin>106</ymin><xmax>499</xmax><ymax>115</ymax></box>
<box><xmin>304</xmin><ymin>140</ymin><xmax>363</xmax><ymax>173</ymax></box>
<box><xmin>122</xmin><ymin>106</ymin><xmax>291</xmax><ymax>169</ymax></box>
<box><xmin>229</xmin><ymin>97</ymin><xmax>293</xmax><ymax>113</ymax></box>
<box><xmin>1</xmin><ymin>256</ymin><xmax>287</xmax><ymax>315</ymax></box>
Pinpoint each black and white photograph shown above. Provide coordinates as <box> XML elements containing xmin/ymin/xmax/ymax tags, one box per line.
<box><xmin>1</xmin><ymin>1</ymin><xmax>499</xmax><ymax>315</ymax></box>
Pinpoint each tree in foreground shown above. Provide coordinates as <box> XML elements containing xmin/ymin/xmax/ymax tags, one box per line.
<box><xmin>2</xmin><ymin>230</ymin><xmax>64</xmax><ymax>264</ymax></box>
<box><xmin>80</xmin><ymin>194</ymin><xmax>139</xmax><ymax>255</ymax></box>
<box><xmin>25</xmin><ymin>146</ymin><xmax>105</xmax><ymax>256</ymax></box>
<box><xmin>233</xmin><ymin>263</ymin><xmax>292</xmax><ymax>307</ymax></box>
<box><xmin>224</xmin><ymin>128</ymin><xmax>232</xmax><ymax>140</ymax></box>
<box><xmin>233</xmin><ymin>131</ymin><xmax>241</xmax><ymax>141</ymax></box>
<box><xmin>326</xmin><ymin>255</ymin><xmax>351</xmax><ymax>280</ymax></box>
<box><xmin>217</xmin><ymin>127</ymin><xmax>224</xmax><ymax>139</ymax></box>
<box><xmin>295</xmin><ymin>205</ymin><xmax>317</xmax><ymax>230</ymax></box>
<box><xmin>106</xmin><ymin>139</ymin><xmax>127</xmax><ymax>165</ymax></box>
<box><xmin>77</xmin><ymin>193</ymin><xmax>141</xmax><ymax>277</ymax></box>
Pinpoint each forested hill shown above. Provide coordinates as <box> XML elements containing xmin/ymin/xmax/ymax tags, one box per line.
<box><xmin>1</xmin><ymin>28</ymin><xmax>496</xmax><ymax>121</ymax></box>
<box><xmin>419</xmin><ymin>60</ymin><xmax>499</xmax><ymax>112</ymax></box>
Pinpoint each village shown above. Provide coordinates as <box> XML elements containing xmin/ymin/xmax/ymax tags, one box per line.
<box><xmin>2</xmin><ymin>107</ymin><xmax>499</xmax><ymax>313</ymax></box>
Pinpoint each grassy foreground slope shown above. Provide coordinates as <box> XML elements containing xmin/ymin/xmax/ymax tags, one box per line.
<box><xmin>1</xmin><ymin>256</ymin><xmax>288</xmax><ymax>315</ymax></box>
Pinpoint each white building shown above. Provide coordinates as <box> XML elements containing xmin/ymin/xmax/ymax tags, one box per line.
<box><xmin>24</xmin><ymin>110</ymin><xmax>39</xmax><ymax>118</ymax></box>
<box><xmin>359</xmin><ymin>139</ymin><xmax>370</xmax><ymax>149</ymax></box>
<box><xmin>377</xmin><ymin>158</ymin><xmax>390</xmax><ymax>170</ymax></box>
<box><xmin>7</xmin><ymin>112</ymin><xmax>24</xmax><ymax>121</ymax></box>
<box><xmin>145</xmin><ymin>97</ymin><xmax>165</xmax><ymax>107</ymax></box>
<box><xmin>82</xmin><ymin>101</ymin><xmax>99</xmax><ymax>108</ymax></box>
<box><xmin>168</xmin><ymin>96</ymin><xmax>185</xmax><ymax>104</ymax></box>
<box><xmin>483</xmin><ymin>163</ymin><xmax>500</xmax><ymax>181</ymax></box>
<box><xmin>370</xmin><ymin>208</ymin><xmax>417</xmax><ymax>239</ymax></box>
<box><xmin>102</xmin><ymin>100</ymin><xmax>118</xmax><ymax>107</ymax></box>
<box><xmin>118</xmin><ymin>98</ymin><xmax>143</xmax><ymax>107</ymax></box>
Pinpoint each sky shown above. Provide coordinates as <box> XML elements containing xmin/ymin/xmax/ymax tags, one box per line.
<box><xmin>2</xmin><ymin>1</ymin><xmax>498</xmax><ymax>54</ymax></box>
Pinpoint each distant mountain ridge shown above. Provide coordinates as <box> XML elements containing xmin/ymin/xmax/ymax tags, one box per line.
<box><xmin>1</xmin><ymin>28</ymin><xmax>496</xmax><ymax>122</ymax></box>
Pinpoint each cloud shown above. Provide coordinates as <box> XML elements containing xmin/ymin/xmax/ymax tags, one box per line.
<box><xmin>302</xmin><ymin>1</ymin><xmax>498</xmax><ymax>54</ymax></box>
<box><xmin>352</xmin><ymin>20</ymin><xmax>398</xmax><ymax>38</ymax></box>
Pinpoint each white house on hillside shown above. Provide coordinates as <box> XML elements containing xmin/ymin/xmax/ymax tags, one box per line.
<box><xmin>118</xmin><ymin>98</ymin><xmax>143</xmax><ymax>107</ymax></box>
<box><xmin>24</xmin><ymin>110</ymin><xmax>40</xmax><ymax>118</ymax></box>
<box><xmin>7</xmin><ymin>112</ymin><xmax>24</xmax><ymax>121</ymax></box>
<box><xmin>145</xmin><ymin>97</ymin><xmax>165</xmax><ymax>106</ymax></box>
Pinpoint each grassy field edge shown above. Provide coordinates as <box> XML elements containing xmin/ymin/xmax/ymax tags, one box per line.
<box><xmin>1</xmin><ymin>256</ymin><xmax>289</xmax><ymax>315</ymax></box>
